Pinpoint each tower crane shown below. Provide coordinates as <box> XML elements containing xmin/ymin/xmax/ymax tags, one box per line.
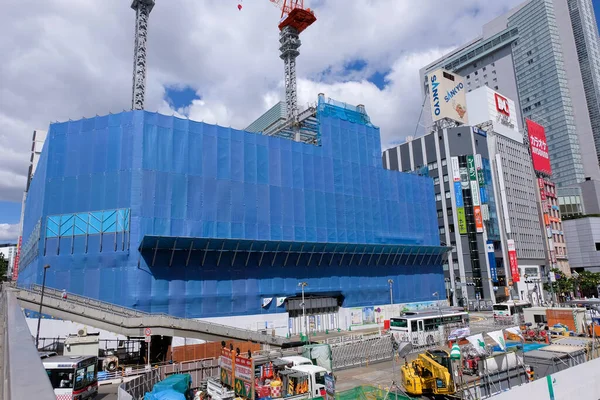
<box><xmin>268</xmin><ymin>1</ymin><xmax>317</xmax><ymax>141</ymax></box>
<box><xmin>131</xmin><ymin>0</ymin><xmax>155</xmax><ymax>110</ymax></box>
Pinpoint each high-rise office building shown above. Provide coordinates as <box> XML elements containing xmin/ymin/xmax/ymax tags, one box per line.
<box><xmin>420</xmin><ymin>0</ymin><xmax>600</xmax><ymax>188</ymax></box>
<box><xmin>568</xmin><ymin>0</ymin><xmax>600</xmax><ymax>166</ymax></box>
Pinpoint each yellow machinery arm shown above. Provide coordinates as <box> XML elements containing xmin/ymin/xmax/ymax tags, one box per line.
<box><xmin>401</xmin><ymin>350</ymin><xmax>455</xmax><ymax>396</ymax></box>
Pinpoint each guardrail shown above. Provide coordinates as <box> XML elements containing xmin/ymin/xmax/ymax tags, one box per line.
<box><xmin>2</xmin><ymin>287</ymin><xmax>56</xmax><ymax>400</ymax></box>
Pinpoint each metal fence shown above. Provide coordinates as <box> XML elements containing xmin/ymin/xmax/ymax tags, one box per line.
<box><xmin>330</xmin><ymin>333</ymin><xmax>394</xmax><ymax>370</ymax></box>
<box><xmin>117</xmin><ymin>358</ymin><xmax>220</xmax><ymax>400</ymax></box>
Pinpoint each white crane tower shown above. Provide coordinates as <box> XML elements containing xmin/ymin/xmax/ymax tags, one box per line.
<box><xmin>131</xmin><ymin>0</ymin><xmax>155</xmax><ymax>110</ymax></box>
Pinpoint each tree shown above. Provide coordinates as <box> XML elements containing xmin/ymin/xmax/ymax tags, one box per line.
<box><xmin>573</xmin><ymin>271</ymin><xmax>600</xmax><ymax>298</ymax></box>
<box><xmin>544</xmin><ymin>268</ymin><xmax>574</xmax><ymax>300</ymax></box>
<box><xmin>0</xmin><ymin>254</ymin><xmax>8</xmax><ymax>282</ymax></box>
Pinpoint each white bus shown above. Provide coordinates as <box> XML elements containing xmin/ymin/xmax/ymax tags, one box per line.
<box><xmin>492</xmin><ymin>301</ymin><xmax>532</xmax><ymax>320</ymax></box>
<box><xmin>389</xmin><ymin>310</ymin><xmax>470</xmax><ymax>347</ymax></box>
<box><xmin>43</xmin><ymin>355</ymin><xmax>98</xmax><ymax>400</ymax></box>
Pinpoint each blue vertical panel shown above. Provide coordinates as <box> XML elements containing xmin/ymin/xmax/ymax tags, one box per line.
<box><xmin>217</xmin><ymin>136</ymin><xmax>231</xmax><ymax>180</ymax></box>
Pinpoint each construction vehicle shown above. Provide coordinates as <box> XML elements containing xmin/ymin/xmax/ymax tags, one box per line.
<box><xmin>401</xmin><ymin>349</ymin><xmax>455</xmax><ymax>397</ymax></box>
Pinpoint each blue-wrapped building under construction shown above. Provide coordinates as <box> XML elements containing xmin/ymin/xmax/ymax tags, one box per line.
<box><xmin>18</xmin><ymin>98</ymin><xmax>447</xmax><ymax>334</ymax></box>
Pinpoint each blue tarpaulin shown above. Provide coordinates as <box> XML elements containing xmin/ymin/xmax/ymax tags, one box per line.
<box><xmin>18</xmin><ymin>106</ymin><xmax>445</xmax><ymax>318</ymax></box>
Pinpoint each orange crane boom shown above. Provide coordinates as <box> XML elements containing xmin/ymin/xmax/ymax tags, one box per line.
<box><xmin>269</xmin><ymin>0</ymin><xmax>316</xmax><ymax>33</ymax></box>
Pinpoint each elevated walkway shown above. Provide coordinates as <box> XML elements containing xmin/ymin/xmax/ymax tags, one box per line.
<box><xmin>14</xmin><ymin>284</ymin><xmax>288</xmax><ymax>346</ymax></box>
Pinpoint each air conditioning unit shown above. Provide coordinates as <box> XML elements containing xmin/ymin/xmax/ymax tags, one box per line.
<box><xmin>77</xmin><ymin>327</ymin><xmax>88</xmax><ymax>337</ymax></box>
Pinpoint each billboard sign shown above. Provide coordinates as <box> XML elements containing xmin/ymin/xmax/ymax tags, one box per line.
<box><xmin>507</xmin><ymin>239</ymin><xmax>520</xmax><ymax>283</ymax></box>
<box><xmin>467</xmin><ymin>156</ymin><xmax>477</xmax><ymax>181</ymax></box>
<box><xmin>12</xmin><ymin>236</ymin><xmax>21</xmax><ymax>281</ymax></box>
<box><xmin>475</xmin><ymin>154</ymin><xmax>485</xmax><ymax>186</ymax></box>
<box><xmin>486</xmin><ymin>240</ymin><xmax>498</xmax><ymax>283</ymax></box>
<box><xmin>457</xmin><ymin>208</ymin><xmax>467</xmax><ymax>234</ymax></box>
<box><xmin>451</xmin><ymin>157</ymin><xmax>461</xmax><ymax>182</ymax></box>
<box><xmin>495</xmin><ymin>93</ymin><xmax>510</xmax><ymax>116</ymax></box>
<box><xmin>474</xmin><ymin>206</ymin><xmax>484</xmax><ymax>233</ymax></box>
<box><xmin>234</xmin><ymin>356</ymin><xmax>254</xmax><ymax>399</ymax></box>
<box><xmin>454</xmin><ymin>182</ymin><xmax>464</xmax><ymax>207</ymax></box>
<box><xmin>471</xmin><ymin>181</ymin><xmax>481</xmax><ymax>206</ymax></box>
<box><xmin>428</xmin><ymin>69</ymin><xmax>469</xmax><ymax>125</ymax></box>
<box><xmin>526</xmin><ymin>119</ymin><xmax>552</xmax><ymax>175</ymax></box>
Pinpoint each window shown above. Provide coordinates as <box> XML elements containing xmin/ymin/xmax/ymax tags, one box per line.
<box><xmin>46</xmin><ymin>369</ymin><xmax>74</xmax><ymax>389</ymax></box>
<box><xmin>441</xmin><ymin>159</ymin><xmax>447</xmax><ymax>166</ymax></box>
<box><xmin>445</xmin><ymin>191</ymin><xmax>451</xmax><ymax>199</ymax></box>
<box><xmin>434</xmin><ymin>177</ymin><xmax>440</xmax><ymax>185</ymax></box>
<box><xmin>494</xmin><ymin>86</ymin><xmax>499</xmax><ymax>90</ymax></box>
<box><xmin>596</xmin><ymin>243</ymin><xmax>600</xmax><ymax>251</ymax></box>
<box><xmin>439</xmin><ymin>227</ymin><xmax>446</xmax><ymax>235</ymax></box>
<box><xmin>436</xmin><ymin>194</ymin><xmax>442</xmax><ymax>201</ymax></box>
<box><xmin>466</xmin><ymin>75</ymin><xmax>470</xmax><ymax>79</ymax></box>
<box><xmin>483</xmin><ymin>66</ymin><xmax>486</xmax><ymax>71</ymax></box>
<box><xmin>534</xmin><ymin>314</ymin><xmax>547</xmax><ymax>323</ymax></box>
<box><xmin>437</xmin><ymin>210</ymin><xmax>444</xmax><ymax>218</ymax></box>
<box><xmin>390</xmin><ymin>318</ymin><xmax>408</xmax><ymax>328</ymax></box>
<box><xmin>443</xmin><ymin>175</ymin><xmax>449</xmax><ymax>182</ymax></box>
<box><xmin>474</xmin><ymin>71</ymin><xmax>478</xmax><ymax>76</ymax></box>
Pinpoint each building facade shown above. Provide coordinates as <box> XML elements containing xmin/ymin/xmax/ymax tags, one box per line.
<box><xmin>563</xmin><ymin>217</ymin><xmax>600</xmax><ymax>272</ymax></box>
<box><xmin>18</xmin><ymin>99</ymin><xmax>447</xmax><ymax>336</ymax></box>
<box><xmin>0</xmin><ymin>244</ymin><xmax>17</xmax><ymax>280</ymax></box>
<box><xmin>420</xmin><ymin>0</ymin><xmax>600</xmax><ymax>188</ymax></box>
<box><xmin>568</xmin><ymin>0</ymin><xmax>600</xmax><ymax>166</ymax></box>
<box><xmin>383</xmin><ymin>126</ymin><xmax>500</xmax><ymax>308</ymax></box>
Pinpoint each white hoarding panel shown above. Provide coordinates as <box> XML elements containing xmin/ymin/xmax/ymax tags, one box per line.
<box><xmin>451</xmin><ymin>157</ymin><xmax>461</xmax><ymax>182</ymax></box>
<box><xmin>465</xmin><ymin>86</ymin><xmax>521</xmax><ymax>142</ymax></box>
<box><xmin>428</xmin><ymin>69</ymin><xmax>469</xmax><ymax>125</ymax></box>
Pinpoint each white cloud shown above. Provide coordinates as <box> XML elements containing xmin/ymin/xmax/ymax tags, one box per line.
<box><xmin>0</xmin><ymin>0</ymin><xmax>524</xmax><ymax>204</ymax></box>
<box><xmin>0</xmin><ymin>224</ymin><xmax>19</xmax><ymax>242</ymax></box>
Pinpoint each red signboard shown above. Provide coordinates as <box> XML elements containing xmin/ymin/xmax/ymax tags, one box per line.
<box><xmin>538</xmin><ymin>178</ymin><xmax>545</xmax><ymax>189</ymax></box>
<box><xmin>540</xmin><ymin>189</ymin><xmax>546</xmax><ymax>201</ymax></box>
<box><xmin>495</xmin><ymin>93</ymin><xmax>510</xmax><ymax>116</ymax></box>
<box><xmin>526</xmin><ymin>119</ymin><xmax>552</xmax><ymax>175</ymax></box>
<box><xmin>474</xmin><ymin>206</ymin><xmax>484</xmax><ymax>233</ymax></box>
<box><xmin>507</xmin><ymin>239</ymin><xmax>520</xmax><ymax>283</ymax></box>
<box><xmin>12</xmin><ymin>236</ymin><xmax>21</xmax><ymax>281</ymax></box>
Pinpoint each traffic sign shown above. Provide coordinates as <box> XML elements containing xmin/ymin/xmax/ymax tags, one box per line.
<box><xmin>144</xmin><ymin>327</ymin><xmax>152</xmax><ymax>337</ymax></box>
<box><xmin>145</xmin><ymin>336</ymin><xmax>151</xmax><ymax>343</ymax></box>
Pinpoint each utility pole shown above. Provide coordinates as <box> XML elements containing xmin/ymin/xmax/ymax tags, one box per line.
<box><xmin>131</xmin><ymin>0</ymin><xmax>155</xmax><ymax>110</ymax></box>
<box><xmin>35</xmin><ymin>264</ymin><xmax>51</xmax><ymax>349</ymax></box>
<box><xmin>298</xmin><ymin>282</ymin><xmax>308</xmax><ymax>340</ymax></box>
<box><xmin>388</xmin><ymin>279</ymin><xmax>394</xmax><ymax>305</ymax></box>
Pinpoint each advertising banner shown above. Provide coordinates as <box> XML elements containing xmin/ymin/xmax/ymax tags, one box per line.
<box><xmin>538</xmin><ymin>178</ymin><xmax>545</xmax><ymax>189</ymax></box>
<box><xmin>234</xmin><ymin>356</ymin><xmax>254</xmax><ymax>399</ymax></box>
<box><xmin>474</xmin><ymin>206</ymin><xmax>484</xmax><ymax>233</ymax></box>
<box><xmin>480</xmin><ymin>187</ymin><xmax>488</xmax><ymax>204</ymax></box>
<box><xmin>526</xmin><ymin>119</ymin><xmax>552</xmax><ymax>175</ymax></box>
<box><xmin>460</xmin><ymin>167</ymin><xmax>469</xmax><ymax>189</ymax></box>
<box><xmin>486</xmin><ymin>240</ymin><xmax>498</xmax><ymax>282</ymax></box>
<box><xmin>507</xmin><ymin>239</ymin><xmax>520</xmax><ymax>283</ymax></box>
<box><xmin>454</xmin><ymin>182</ymin><xmax>464</xmax><ymax>207</ymax></box>
<box><xmin>451</xmin><ymin>157</ymin><xmax>461</xmax><ymax>182</ymax></box>
<box><xmin>457</xmin><ymin>208</ymin><xmax>467</xmax><ymax>234</ymax></box>
<box><xmin>481</xmin><ymin>204</ymin><xmax>490</xmax><ymax>221</ymax></box>
<box><xmin>475</xmin><ymin>154</ymin><xmax>485</xmax><ymax>186</ymax></box>
<box><xmin>12</xmin><ymin>236</ymin><xmax>21</xmax><ymax>281</ymax></box>
<box><xmin>540</xmin><ymin>189</ymin><xmax>546</xmax><ymax>201</ymax></box>
<box><xmin>471</xmin><ymin>181</ymin><xmax>481</xmax><ymax>206</ymax></box>
<box><xmin>428</xmin><ymin>69</ymin><xmax>469</xmax><ymax>125</ymax></box>
<box><xmin>466</xmin><ymin>333</ymin><xmax>487</xmax><ymax>355</ymax></box>
<box><xmin>220</xmin><ymin>348</ymin><xmax>233</xmax><ymax>387</ymax></box>
<box><xmin>467</xmin><ymin>156</ymin><xmax>477</xmax><ymax>181</ymax></box>
<box><xmin>448</xmin><ymin>327</ymin><xmax>471</xmax><ymax>341</ymax></box>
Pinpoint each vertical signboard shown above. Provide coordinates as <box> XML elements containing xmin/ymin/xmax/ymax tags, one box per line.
<box><xmin>507</xmin><ymin>239</ymin><xmax>520</xmax><ymax>283</ymax></box>
<box><xmin>457</xmin><ymin>208</ymin><xmax>467</xmax><ymax>234</ymax></box>
<box><xmin>486</xmin><ymin>240</ymin><xmax>498</xmax><ymax>283</ymax></box>
<box><xmin>526</xmin><ymin>119</ymin><xmax>552</xmax><ymax>175</ymax></box>
<box><xmin>428</xmin><ymin>69</ymin><xmax>469</xmax><ymax>125</ymax></box>
<box><xmin>468</xmin><ymin>155</ymin><xmax>483</xmax><ymax>232</ymax></box>
<box><xmin>234</xmin><ymin>356</ymin><xmax>254</xmax><ymax>399</ymax></box>
<box><xmin>474</xmin><ymin>206</ymin><xmax>484</xmax><ymax>232</ymax></box>
<box><xmin>12</xmin><ymin>236</ymin><xmax>21</xmax><ymax>281</ymax></box>
<box><xmin>451</xmin><ymin>156</ymin><xmax>467</xmax><ymax>234</ymax></box>
<box><xmin>220</xmin><ymin>348</ymin><xmax>234</xmax><ymax>388</ymax></box>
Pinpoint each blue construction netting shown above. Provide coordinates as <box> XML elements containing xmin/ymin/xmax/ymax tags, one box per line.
<box><xmin>18</xmin><ymin>107</ymin><xmax>444</xmax><ymax>318</ymax></box>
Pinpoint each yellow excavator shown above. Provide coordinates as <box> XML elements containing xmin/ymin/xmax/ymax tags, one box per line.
<box><xmin>401</xmin><ymin>349</ymin><xmax>456</xmax><ymax>397</ymax></box>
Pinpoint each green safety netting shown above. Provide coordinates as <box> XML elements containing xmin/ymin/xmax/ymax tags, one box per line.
<box><xmin>335</xmin><ymin>385</ymin><xmax>411</xmax><ymax>400</ymax></box>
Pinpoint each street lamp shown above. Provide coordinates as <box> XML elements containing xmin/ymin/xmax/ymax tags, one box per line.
<box><xmin>35</xmin><ymin>264</ymin><xmax>51</xmax><ymax>349</ymax></box>
<box><xmin>433</xmin><ymin>291</ymin><xmax>443</xmax><ymax>319</ymax></box>
<box><xmin>298</xmin><ymin>282</ymin><xmax>308</xmax><ymax>340</ymax></box>
<box><xmin>388</xmin><ymin>279</ymin><xmax>394</xmax><ymax>305</ymax></box>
